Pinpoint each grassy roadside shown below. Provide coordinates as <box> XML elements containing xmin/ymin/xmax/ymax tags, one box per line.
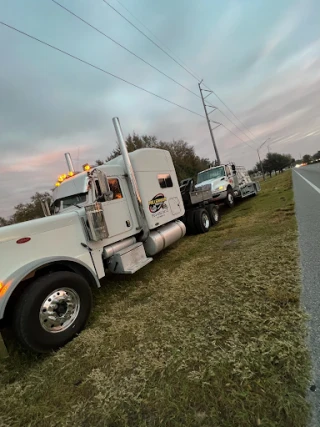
<box><xmin>0</xmin><ymin>171</ymin><xmax>310</xmax><ymax>427</ymax></box>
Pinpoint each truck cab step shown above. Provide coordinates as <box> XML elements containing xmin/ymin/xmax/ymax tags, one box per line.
<box><xmin>107</xmin><ymin>242</ymin><xmax>153</xmax><ymax>274</ymax></box>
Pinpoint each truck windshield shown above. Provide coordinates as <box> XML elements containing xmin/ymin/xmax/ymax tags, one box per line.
<box><xmin>197</xmin><ymin>166</ymin><xmax>225</xmax><ymax>184</ymax></box>
<box><xmin>52</xmin><ymin>193</ymin><xmax>87</xmax><ymax>213</ymax></box>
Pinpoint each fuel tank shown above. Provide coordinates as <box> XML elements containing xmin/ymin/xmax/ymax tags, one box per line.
<box><xmin>143</xmin><ymin>220</ymin><xmax>186</xmax><ymax>256</ymax></box>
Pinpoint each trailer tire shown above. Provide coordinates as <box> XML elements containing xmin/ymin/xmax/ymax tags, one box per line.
<box><xmin>207</xmin><ymin>204</ymin><xmax>220</xmax><ymax>226</ymax></box>
<box><xmin>13</xmin><ymin>271</ymin><xmax>92</xmax><ymax>353</ymax></box>
<box><xmin>225</xmin><ymin>188</ymin><xmax>235</xmax><ymax>208</ymax></box>
<box><xmin>194</xmin><ymin>208</ymin><xmax>210</xmax><ymax>234</ymax></box>
<box><xmin>186</xmin><ymin>210</ymin><xmax>197</xmax><ymax>235</ymax></box>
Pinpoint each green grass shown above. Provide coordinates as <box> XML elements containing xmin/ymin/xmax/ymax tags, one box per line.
<box><xmin>0</xmin><ymin>172</ymin><xmax>311</xmax><ymax>427</ymax></box>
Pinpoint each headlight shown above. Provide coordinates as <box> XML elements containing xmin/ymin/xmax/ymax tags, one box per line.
<box><xmin>215</xmin><ymin>185</ymin><xmax>225</xmax><ymax>191</ymax></box>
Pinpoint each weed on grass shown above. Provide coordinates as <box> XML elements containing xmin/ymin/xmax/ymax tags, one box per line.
<box><xmin>0</xmin><ymin>172</ymin><xmax>310</xmax><ymax>427</ymax></box>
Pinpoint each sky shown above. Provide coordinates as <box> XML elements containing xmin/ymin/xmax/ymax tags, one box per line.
<box><xmin>0</xmin><ymin>0</ymin><xmax>320</xmax><ymax>218</ymax></box>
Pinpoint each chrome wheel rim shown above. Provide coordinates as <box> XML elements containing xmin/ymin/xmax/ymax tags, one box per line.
<box><xmin>39</xmin><ymin>288</ymin><xmax>80</xmax><ymax>333</ymax></box>
<box><xmin>213</xmin><ymin>210</ymin><xmax>219</xmax><ymax>222</ymax></box>
<box><xmin>228</xmin><ymin>193</ymin><xmax>234</xmax><ymax>203</ymax></box>
<box><xmin>202</xmin><ymin>212</ymin><xmax>210</xmax><ymax>229</ymax></box>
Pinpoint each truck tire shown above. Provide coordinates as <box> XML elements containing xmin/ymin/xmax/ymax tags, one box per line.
<box><xmin>194</xmin><ymin>208</ymin><xmax>210</xmax><ymax>234</ymax></box>
<box><xmin>186</xmin><ymin>210</ymin><xmax>197</xmax><ymax>235</ymax></box>
<box><xmin>13</xmin><ymin>271</ymin><xmax>92</xmax><ymax>353</ymax></box>
<box><xmin>207</xmin><ymin>204</ymin><xmax>220</xmax><ymax>226</ymax></box>
<box><xmin>225</xmin><ymin>188</ymin><xmax>235</xmax><ymax>208</ymax></box>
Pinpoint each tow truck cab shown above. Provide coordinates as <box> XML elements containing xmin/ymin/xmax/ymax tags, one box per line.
<box><xmin>195</xmin><ymin>163</ymin><xmax>260</xmax><ymax>207</ymax></box>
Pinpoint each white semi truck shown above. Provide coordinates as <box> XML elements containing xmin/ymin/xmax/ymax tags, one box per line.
<box><xmin>0</xmin><ymin>118</ymin><xmax>220</xmax><ymax>354</ymax></box>
<box><xmin>195</xmin><ymin>163</ymin><xmax>260</xmax><ymax>207</ymax></box>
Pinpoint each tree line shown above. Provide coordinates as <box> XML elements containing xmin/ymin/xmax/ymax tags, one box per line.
<box><xmin>0</xmin><ymin>192</ymin><xmax>51</xmax><ymax>227</ymax></box>
<box><xmin>2</xmin><ymin>133</ymin><xmax>318</xmax><ymax>227</ymax></box>
<box><xmin>0</xmin><ymin>134</ymin><xmax>212</xmax><ymax>226</ymax></box>
<box><xmin>249</xmin><ymin>150</ymin><xmax>320</xmax><ymax>177</ymax></box>
<box><xmin>299</xmin><ymin>151</ymin><xmax>320</xmax><ymax>164</ymax></box>
<box><xmin>97</xmin><ymin>133</ymin><xmax>213</xmax><ymax>181</ymax></box>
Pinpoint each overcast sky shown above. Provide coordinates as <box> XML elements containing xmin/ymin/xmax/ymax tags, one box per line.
<box><xmin>1</xmin><ymin>0</ymin><xmax>320</xmax><ymax>217</ymax></box>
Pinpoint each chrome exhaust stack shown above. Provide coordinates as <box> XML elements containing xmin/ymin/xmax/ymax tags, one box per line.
<box><xmin>65</xmin><ymin>153</ymin><xmax>75</xmax><ymax>173</ymax></box>
<box><xmin>112</xmin><ymin>117</ymin><xmax>149</xmax><ymax>241</ymax></box>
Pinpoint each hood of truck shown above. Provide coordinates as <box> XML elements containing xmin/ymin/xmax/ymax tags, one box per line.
<box><xmin>0</xmin><ymin>211</ymin><xmax>96</xmax><ymax>320</ymax></box>
<box><xmin>0</xmin><ymin>212</ymin><xmax>81</xmax><ymax>244</ymax></box>
<box><xmin>195</xmin><ymin>177</ymin><xmax>227</xmax><ymax>191</ymax></box>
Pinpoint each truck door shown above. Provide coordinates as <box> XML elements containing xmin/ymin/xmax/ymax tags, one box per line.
<box><xmin>95</xmin><ymin>177</ymin><xmax>134</xmax><ymax>238</ymax></box>
<box><xmin>225</xmin><ymin>165</ymin><xmax>235</xmax><ymax>188</ymax></box>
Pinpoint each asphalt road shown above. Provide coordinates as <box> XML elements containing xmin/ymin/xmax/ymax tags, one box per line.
<box><xmin>293</xmin><ymin>163</ymin><xmax>320</xmax><ymax>426</ymax></box>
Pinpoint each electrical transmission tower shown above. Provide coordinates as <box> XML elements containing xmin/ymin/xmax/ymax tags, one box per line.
<box><xmin>199</xmin><ymin>81</ymin><xmax>222</xmax><ymax>165</ymax></box>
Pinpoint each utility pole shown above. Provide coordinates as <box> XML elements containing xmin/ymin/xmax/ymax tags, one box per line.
<box><xmin>257</xmin><ymin>137</ymin><xmax>270</xmax><ymax>181</ymax></box>
<box><xmin>199</xmin><ymin>81</ymin><xmax>221</xmax><ymax>165</ymax></box>
<box><xmin>257</xmin><ymin>149</ymin><xmax>265</xmax><ymax>181</ymax></box>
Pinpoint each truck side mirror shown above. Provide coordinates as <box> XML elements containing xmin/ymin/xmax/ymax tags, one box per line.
<box><xmin>105</xmin><ymin>191</ymin><xmax>114</xmax><ymax>201</ymax></box>
<box><xmin>96</xmin><ymin>170</ymin><xmax>112</xmax><ymax>201</ymax></box>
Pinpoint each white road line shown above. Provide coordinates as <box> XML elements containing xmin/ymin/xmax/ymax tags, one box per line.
<box><xmin>295</xmin><ymin>171</ymin><xmax>320</xmax><ymax>195</ymax></box>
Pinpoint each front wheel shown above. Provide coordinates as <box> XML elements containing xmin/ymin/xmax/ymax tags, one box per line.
<box><xmin>13</xmin><ymin>271</ymin><xmax>92</xmax><ymax>353</ymax></box>
<box><xmin>225</xmin><ymin>188</ymin><xmax>235</xmax><ymax>208</ymax></box>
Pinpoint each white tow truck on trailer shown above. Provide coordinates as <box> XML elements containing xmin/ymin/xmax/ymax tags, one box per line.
<box><xmin>0</xmin><ymin>118</ymin><xmax>220</xmax><ymax>354</ymax></box>
<box><xmin>195</xmin><ymin>163</ymin><xmax>260</xmax><ymax>207</ymax></box>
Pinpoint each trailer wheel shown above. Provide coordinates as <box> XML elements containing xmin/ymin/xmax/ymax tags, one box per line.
<box><xmin>207</xmin><ymin>205</ymin><xmax>220</xmax><ymax>226</ymax></box>
<box><xmin>194</xmin><ymin>208</ymin><xmax>210</xmax><ymax>234</ymax></box>
<box><xmin>225</xmin><ymin>188</ymin><xmax>235</xmax><ymax>208</ymax></box>
<box><xmin>13</xmin><ymin>271</ymin><xmax>92</xmax><ymax>353</ymax></box>
<box><xmin>186</xmin><ymin>210</ymin><xmax>197</xmax><ymax>235</ymax></box>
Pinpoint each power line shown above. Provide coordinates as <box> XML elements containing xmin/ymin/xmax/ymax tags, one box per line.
<box><xmin>0</xmin><ymin>21</ymin><xmax>204</xmax><ymax>118</ymax></box>
<box><xmin>199</xmin><ymin>83</ymin><xmax>256</xmax><ymax>151</ymax></box>
<box><xmin>102</xmin><ymin>0</ymin><xmax>260</xmax><ymax>145</ymax></box>
<box><xmin>101</xmin><ymin>0</ymin><xmax>200</xmax><ymax>81</ymax></box>
<box><xmin>203</xmin><ymin>82</ymin><xmax>259</xmax><ymax>141</ymax></box>
<box><xmin>112</xmin><ymin>0</ymin><xmax>203</xmax><ymax>81</ymax></box>
<box><xmin>219</xmin><ymin>123</ymin><xmax>256</xmax><ymax>150</ymax></box>
<box><xmin>204</xmin><ymin>96</ymin><xmax>257</xmax><ymax>146</ymax></box>
<box><xmin>0</xmin><ymin>21</ymin><xmax>253</xmax><ymax>153</ymax></box>
<box><xmin>51</xmin><ymin>0</ymin><xmax>199</xmax><ymax>99</ymax></box>
<box><xmin>0</xmin><ymin>19</ymin><xmax>256</xmax><ymax>154</ymax></box>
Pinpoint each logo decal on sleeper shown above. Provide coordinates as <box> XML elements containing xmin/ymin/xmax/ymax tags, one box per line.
<box><xmin>148</xmin><ymin>193</ymin><xmax>168</xmax><ymax>217</ymax></box>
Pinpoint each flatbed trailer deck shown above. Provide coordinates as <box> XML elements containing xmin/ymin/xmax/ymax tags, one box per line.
<box><xmin>180</xmin><ymin>178</ymin><xmax>220</xmax><ymax>234</ymax></box>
